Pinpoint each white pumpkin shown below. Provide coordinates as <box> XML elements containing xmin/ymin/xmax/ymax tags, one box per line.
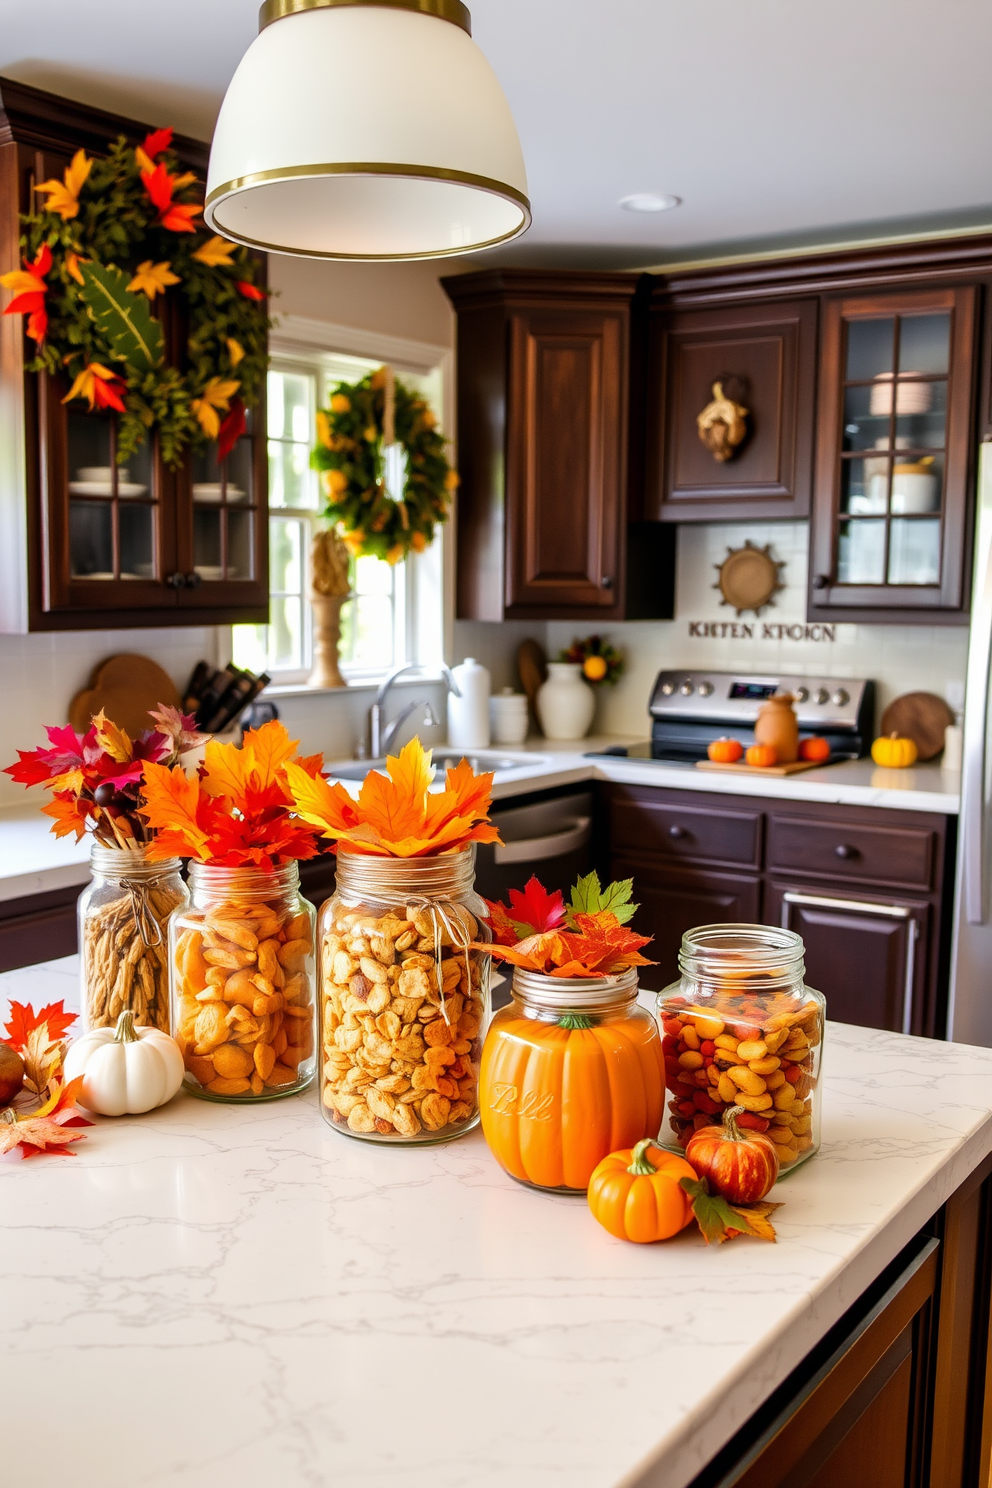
<box><xmin>64</xmin><ymin>1011</ymin><xmax>185</xmax><ymax>1116</ymax></box>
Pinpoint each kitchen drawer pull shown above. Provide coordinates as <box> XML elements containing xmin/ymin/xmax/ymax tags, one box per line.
<box><xmin>781</xmin><ymin>891</ymin><xmax>911</xmax><ymax>921</ymax></box>
<box><xmin>493</xmin><ymin>816</ymin><xmax>591</xmax><ymax>866</ymax></box>
<box><xmin>834</xmin><ymin>844</ymin><xmax>857</xmax><ymax>860</ymax></box>
<box><xmin>669</xmin><ymin>824</ymin><xmax>688</xmax><ymax>839</ymax></box>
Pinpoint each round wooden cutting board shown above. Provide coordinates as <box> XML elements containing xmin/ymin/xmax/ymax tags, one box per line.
<box><xmin>879</xmin><ymin>691</ymin><xmax>955</xmax><ymax>761</ymax></box>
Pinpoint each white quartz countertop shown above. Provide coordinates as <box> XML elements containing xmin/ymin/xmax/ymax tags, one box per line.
<box><xmin>2</xmin><ymin>957</ymin><xmax>992</xmax><ymax>1488</ymax></box>
<box><xmin>0</xmin><ymin>737</ymin><xmax>959</xmax><ymax>901</ymax></box>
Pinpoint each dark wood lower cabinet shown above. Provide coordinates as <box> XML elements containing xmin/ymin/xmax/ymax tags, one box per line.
<box><xmin>0</xmin><ymin>882</ymin><xmax>83</xmax><ymax>971</ymax></box>
<box><xmin>690</xmin><ymin>1155</ymin><xmax>992</xmax><ymax>1488</ymax></box>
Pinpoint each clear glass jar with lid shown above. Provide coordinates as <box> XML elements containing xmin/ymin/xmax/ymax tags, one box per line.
<box><xmin>317</xmin><ymin>845</ymin><xmax>490</xmax><ymax>1142</ymax></box>
<box><xmin>77</xmin><ymin>842</ymin><xmax>188</xmax><ymax>1032</ymax></box>
<box><xmin>480</xmin><ymin>966</ymin><xmax>666</xmax><ymax>1193</ymax></box>
<box><xmin>657</xmin><ymin>924</ymin><xmax>824</xmax><ymax>1172</ymax></box>
<box><xmin>170</xmin><ymin>861</ymin><xmax>316</xmax><ymax>1101</ymax></box>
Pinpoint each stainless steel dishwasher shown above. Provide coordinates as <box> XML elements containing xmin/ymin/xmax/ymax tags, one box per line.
<box><xmin>473</xmin><ymin>789</ymin><xmax>594</xmax><ymax>904</ymax></box>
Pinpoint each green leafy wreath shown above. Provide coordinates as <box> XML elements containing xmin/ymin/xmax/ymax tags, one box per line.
<box><xmin>311</xmin><ymin>367</ymin><xmax>457</xmax><ymax>564</ymax></box>
<box><xmin>0</xmin><ymin>127</ymin><xmax>269</xmax><ymax>466</ymax></box>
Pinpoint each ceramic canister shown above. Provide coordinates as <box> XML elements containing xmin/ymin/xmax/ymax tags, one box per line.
<box><xmin>536</xmin><ymin>662</ymin><xmax>596</xmax><ymax>740</ymax></box>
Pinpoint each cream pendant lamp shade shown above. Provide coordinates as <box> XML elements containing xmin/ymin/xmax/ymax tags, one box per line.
<box><xmin>204</xmin><ymin>0</ymin><xmax>530</xmax><ymax>260</ymax></box>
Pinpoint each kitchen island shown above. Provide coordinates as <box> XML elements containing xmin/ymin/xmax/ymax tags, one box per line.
<box><xmin>2</xmin><ymin>959</ymin><xmax>991</xmax><ymax>1488</ymax></box>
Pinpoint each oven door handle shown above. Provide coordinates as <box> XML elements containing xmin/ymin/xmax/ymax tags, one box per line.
<box><xmin>494</xmin><ymin>817</ymin><xmax>591</xmax><ymax>866</ymax></box>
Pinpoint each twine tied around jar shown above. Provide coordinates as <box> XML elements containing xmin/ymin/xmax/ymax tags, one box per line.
<box><xmin>118</xmin><ymin>878</ymin><xmax>164</xmax><ymax>949</ymax></box>
<box><xmin>403</xmin><ymin>895</ymin><xmax>474</xmax><ymax>1027</ymax></box>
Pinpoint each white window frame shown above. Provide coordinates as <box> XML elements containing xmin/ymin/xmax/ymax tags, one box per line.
<box><xmin>232</xmin><ymin>315</ymin><xmax>455</xmax><ymax>687</ymax></box>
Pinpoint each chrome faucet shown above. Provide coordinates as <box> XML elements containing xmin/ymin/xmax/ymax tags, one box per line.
<box><xmin>368</xmin><ymin>663</ymin><xmax>460</xmax><ymax>759</ymax></box>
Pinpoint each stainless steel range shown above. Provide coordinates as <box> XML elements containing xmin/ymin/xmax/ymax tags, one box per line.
<box><xmin>588</xmin><ymin>670</ymin><xmax>876</xmax><ymax>765</ymax></box>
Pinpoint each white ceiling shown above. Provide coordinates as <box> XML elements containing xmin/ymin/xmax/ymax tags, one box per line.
<box><xmin>3</xmin><ymin>0</ymin><xmax>992</xmax><ymax>267</ymax></box>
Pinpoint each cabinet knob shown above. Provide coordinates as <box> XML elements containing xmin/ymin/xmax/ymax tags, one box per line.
<box><xmin>601</xmin><ymin>575</ymin><xmax>613</xmax><ymax>590</ymax></box>
<box><xmin>813</xmin><ymin>574</ymin><xmax>831</xmax><ymax>590</ymax></box>
<box><xmin>669</xmin><ymin>824</ymin><xmax>688</xmax><ymax>839</ymax></box>
<box><xmin>166</xmin><ymin>572</ymin><xmax>185</xmax><ymax>590</ymax></box>
<box><xmin>834</xmin><ymin>843</ymin><xmax>857</xmax><ymax>860</ymax></box>
<box><xmin>185</xmin><ymin>571</ymin><xmax>203</xmax><ymax>589</ymax></box>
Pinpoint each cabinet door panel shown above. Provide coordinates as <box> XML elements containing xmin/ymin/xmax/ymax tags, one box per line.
<box><xmin>506</xmin><ymin>308</ymin><xmax>624</xmax><ymax>611</ymax></box>
<box><xmin>766</xmin><ymin>880</ymin><xmax>929</xmax><ymax>1033</ymax></box>
<box><xmin>611</xmin><ymin>855</ymin><xmax>760</xmax><ymax>990</ymax></box>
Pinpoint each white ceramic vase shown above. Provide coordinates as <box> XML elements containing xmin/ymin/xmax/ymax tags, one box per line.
<box><xmin>536</xmin><ymin>663</ymin><xmax>596</xmax><ymax>740</ymax></box>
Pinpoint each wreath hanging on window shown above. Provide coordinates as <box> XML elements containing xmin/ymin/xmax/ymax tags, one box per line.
<box><xmin>311</xmin><ymin>366</ymin><xmax>457</xmax><ymax>565</ymax></box>
<box><xmin>0</xmin><ymin>127</ymin><xmax>269</xmax><ymax>466</ymax></box>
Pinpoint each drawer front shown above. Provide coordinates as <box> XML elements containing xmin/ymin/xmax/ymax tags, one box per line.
<box><xmin>766</xmin><ymin>813</ymin><xmax>935</xmax><ymax>891</ymax></box>
<box><xmin>609</xmin><ymin>789</ymin><xmax>761</xmax><ymax>868</ymax></box>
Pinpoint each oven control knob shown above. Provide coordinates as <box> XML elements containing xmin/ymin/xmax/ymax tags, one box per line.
<box><xmin>815</xmin><ymin>688</ymin><xmax>830</xmax><ymax>705</ymax></box>
<box><xmin>831</xmin><ymin>688</ymin><xmax>849</xmax><ymax>707</ymax></box>
<box><xmin>697</xmin><ymin>681</ymin><xmax>714</xmax><ymax>697</ymax></box>
<box><xmin>660</xmin><ymin>680</ymin><xmax>676</xmax><ymax>697</ymax></box>
<box><xmin>679</xmin><ymin>682</ymin><xmax>694</xmax><ymax>696</ymax></box>
<box><xmin>794</xmin><ymin>687</ymin><xmax>809</xmax><ymax>703</ymax></box>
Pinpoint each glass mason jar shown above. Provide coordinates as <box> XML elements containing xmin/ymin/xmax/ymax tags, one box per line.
<box><xmin>657</xmin><ymin>924</ymin><xmax>825</xmax><ymax>1173</ymax></box>
<box><xmin>480</xmin><ymin>967</ymin><xmax>666</xmax><ymax>1194</ymax></box>
<box><xmin>170</xmin><ymin>862</ymin><xmax>316</xmax><ymax>1101</ymax></box>
<box><xmin>78</xmin><ymin>843</ymin><xmax>188</xmax><ymax>1032</ymax></box>
<box><xmin>318</xmin><ymin>846</ymin><xmax>490</xmax><ymax>1143</ymax></box>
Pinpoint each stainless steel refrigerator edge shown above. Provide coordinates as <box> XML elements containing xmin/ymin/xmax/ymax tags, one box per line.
<box><xmin>948</xmin><ymin>440</ymin><xmax>992</xmax><ymax>1046</ymax></box>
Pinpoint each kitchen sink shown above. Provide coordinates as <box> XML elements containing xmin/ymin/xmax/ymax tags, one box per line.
<box><xmin>327</xmin><ymin>749</ymin><xmax>545</xmax><ymax>782</ymax></box>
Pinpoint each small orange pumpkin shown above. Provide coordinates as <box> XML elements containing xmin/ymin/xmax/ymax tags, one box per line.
<box><xmin>707</xmin><ymin>736</ymin><xmax>744</xmax><ymax>764</ymax></box>
<box><xmin>799</xmin><ymin>736</ymin><xmax>831</xmax><ymax>763</ymax></box>
<box><xmin>745</xmin><ymin>743</ymin><xmax>778</xmax><ymax>768</ymax></box>
<box><xmin>587</xmin><ymin>1138</ymin><xmax>697</xmax><ymax>1243</ymax></box>
<box><xmin>685</xmin><ymin>1104</ymin><xmax>780</xmax><ymax>1204</ymax></box>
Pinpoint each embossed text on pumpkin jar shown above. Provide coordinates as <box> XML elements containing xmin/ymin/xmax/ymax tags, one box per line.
<box><xmin>657</xmin><ymin>924</ymin><xmax>825</xmax><ymax>1173</ymax></box>
<box><xmin>170</xmin><ymin>861</ymin><xmax>317</xmax><ymax>1101</ymax></box>
<box><xmin>318</xmin><ymin>846</ymin><xmax>491</xmax><ymax>1143</ymax></box>
<box><xmin>480</xmin><ymin>967</ymin><xmax>666</xmax><ymax>1194</ymax></box>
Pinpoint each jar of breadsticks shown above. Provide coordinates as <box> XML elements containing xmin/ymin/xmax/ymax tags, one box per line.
<box><xmin>78</xmin><ymin>844</ymin><xmax>188</xmax><ymax>1032</ymax></box>
<box><xmin>318</xmin><ymin>846</ymin><xmax>491</xmax><ymax>1142</ymax></box>
<box><xmin>657</xmin><ymin>924</ymin><xmax>824</xmax><ymax>1173</ymax></box>
<box><xmin>170</xmin><ymin>862</ymin><xmax>317</xmax><ymax>1101</ymax></box>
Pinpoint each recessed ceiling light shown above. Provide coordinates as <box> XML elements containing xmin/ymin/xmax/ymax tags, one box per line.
<box><xmin>619</xmin><ymin>193</ymin><xmax>681</xmax><ymax>213</ymax></box>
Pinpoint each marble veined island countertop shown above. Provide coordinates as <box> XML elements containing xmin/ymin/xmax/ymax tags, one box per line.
<box><xmin>2</xmin><ymin>957</ymin><xmax>992</xmax><ymax>1488</ymax></box>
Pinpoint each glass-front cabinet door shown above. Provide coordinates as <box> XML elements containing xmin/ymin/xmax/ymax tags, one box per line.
<box><xmin>809</xmin><ymin>286</ymin><xmax>978</xmax><ymax>621</ymax></box>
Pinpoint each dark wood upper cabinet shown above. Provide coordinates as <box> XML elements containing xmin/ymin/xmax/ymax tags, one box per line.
<box><xmin>442</xmin><ymin>268</ymin><xmax>674</xmax><ymax>622</ymax></box>
<box><xmin>808</xmin><ymin>284</ymin><xmax>978</xmax><ymax>624</ymax></box>
<box><xmin>0</xmin><ymin>78</ymin><xmax>269</xmax><ymax>633</ymax></box>
<box><xmin>647</xmin><ymin>297</ymin><xmax>818</xmax><ymax>521</ymax></box>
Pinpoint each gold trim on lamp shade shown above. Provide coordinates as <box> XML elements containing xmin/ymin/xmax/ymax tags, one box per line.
<box><xmin>205</xmin><ymin>160</ymin><xmax>531</xmax><ymax>261</ymax></box>
<box><xmin>259</xmin><ymin>0</ymin><xmax>471</xmax><ymax>34</ymax></box>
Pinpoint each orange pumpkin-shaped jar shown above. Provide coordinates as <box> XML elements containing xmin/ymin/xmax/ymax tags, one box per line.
<box><xmin>480</xmin><ymin>966</ymin><xmax>666</xmax><ymax>1193</ymax></box>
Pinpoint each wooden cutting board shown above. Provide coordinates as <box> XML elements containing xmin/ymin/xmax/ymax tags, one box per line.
<box><xmin>517</xmin><ymin>638</ymin><xmax>547</xmax><ymax>721</ymax></box>
<box><xmin>69</xmin><ymin>653</ymin><xmax>181</xmax><ymax>737</ymax></box>
<box><xmin>696</xmin><ymin>758</ymin><xmax>828</xmax><ymax>778</ymax></box>
<box><xmin>879</xmin><ymin>692</ymin><xmax>954</xmax><ymax>761</ymax></box>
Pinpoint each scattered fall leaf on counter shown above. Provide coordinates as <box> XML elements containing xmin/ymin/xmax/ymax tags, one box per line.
<box><xmin>680</xmin><ymin>1176</ymin><xmax>782</xmax><ymax>1244</ymax></box>
<box><xmin>0</xmin><ymin>1076</ymin><xmax>91</xmax><ymax>1159</ymax></box>
<box><xmin>285</xmin><ymin>737</ymin><xmax>501</xmax><ymax>859</ymax></box>
<box><xmin>3</xmin><ymin>1000</ymin><xmax>75</xmax><ymax>1098</ymax></box>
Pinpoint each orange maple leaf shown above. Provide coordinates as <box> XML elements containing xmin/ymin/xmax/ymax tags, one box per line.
<box><xmin>139</xmin><ymin>759</ymin><xmax>214</xmax><ymax>860</ymax></box>
<box><xmin>41</xmin><ymin>792</ymin><xmax>90</xmax><ymax>840</ymax></box>
<box><xmin>285</xmin><ymin>738</ymin><xmax>500</xmax><ymax>858</ymax></box>
<box><xmin>4</xmin><ymin>999</ymin><xmax>75</xmax><ymax>1051</ymax></box>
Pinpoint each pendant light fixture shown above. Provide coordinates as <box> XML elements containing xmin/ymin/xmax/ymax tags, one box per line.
<box><xmin>205</xmin><ymin>0</ymin><xmax>530</xmax><ymax>260</ymax></box>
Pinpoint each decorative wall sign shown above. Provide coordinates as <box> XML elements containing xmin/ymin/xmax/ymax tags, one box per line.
<box><xmin>696</xmin><ymin>379</ymin><xmax>749</xmax><ymax>463</ymax></box>
<box><xmin>688</xmin><ymin>620</ymin><xmax>836</xmax><ymax>643</ymax></box>
<box><xmin>713</xmin><ymin>541</ymin><xmax>785</xmax><ymax>616</ymax></box>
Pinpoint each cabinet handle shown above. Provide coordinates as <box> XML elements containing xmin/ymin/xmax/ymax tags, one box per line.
<box><xmin>834</xmin><ymin>843</ymin><xmax>857</xmax><ymax>860</ymax></box>
<box><xmin>781</xmin><ymin>890</ymin><xmax>910</xmax><ymax>921</ymax></box>
<box><xmin>813</xmin><ymin>573</ymin><xmax>831</xmax><ymax>590</ymax></box>
<box><xmin>668</xmin><ymin>824</ymin><xmax>688</xmax><ymax>839</ymax></box>
<box><xmin>601</xmin><ymin>575</ymin><xmax>613</xmax><ymax>590</ymax></box>
<box><xmin>902</xmin><ymin>920</ymin><xmax>918</xmax><ymax>1036</ymax></box>
<box><xmin>166</xmin><ymin>571</ymin><xmax>186</xmax><ymax>589</ymax></box>
<box><xmin>185</xmin><ymin>571</ymin><xmax>203</xmax><ymax>589</ymax></box>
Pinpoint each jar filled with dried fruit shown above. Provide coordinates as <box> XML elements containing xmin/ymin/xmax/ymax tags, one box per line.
<box><xmin>171</xmin><ymin>862</ymin><xmax>317</xmax><ymax>1100</ymax></box>
<box><xmin>318</xmin><ymin>846</ymin><xmax>490</xmax><ymax>1142</ymax></box>
<box><xmin>657</xmin><ymin>924</ymin><xmax>824</xmax><ymax>1173</ymax></box>
<box><xmin>480</xmin><ymin>967</ymin><xmax>666</xmax><ymax>1194</ymax></box>
<box><xmin>78</xmin><ymin>844</ymin><xmax>188</xmax><ymax>1033</ymax></box>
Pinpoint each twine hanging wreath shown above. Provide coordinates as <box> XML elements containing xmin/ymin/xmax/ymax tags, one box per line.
<box><xmin>311</xmin><ymin>365</ymin><xmax>458</xmax><ymax>564</ymax></box>
<box><xmin>0</xmin><ymin>127</ymin><xmax>269</xmax><ymax>466</ymax></box>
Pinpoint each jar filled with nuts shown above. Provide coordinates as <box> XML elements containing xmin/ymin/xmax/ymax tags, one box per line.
<box><xmin>657</xmin><ymin>925</ymin><xmax>824</xmax><ymax>1173</ymax></box>
<box><xmin>318</xmin><ymin>846</ymin><xmax>490</xmax><ymax>1142</ymax></box>
<box><xmin>78</xmin><ymin>844</ymin><xmax>189</xmax><ymax>1032</ymax></box>
<box><xmin>171</xmin><ymin>862</ymin><xmax>317</xmax><ymax>1100</ymax></box>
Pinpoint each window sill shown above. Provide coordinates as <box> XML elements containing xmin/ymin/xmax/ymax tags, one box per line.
<box><xmin>265</xmin><ymin>670</ymin><xmax>446</xmax><ymax>700</ymax></box>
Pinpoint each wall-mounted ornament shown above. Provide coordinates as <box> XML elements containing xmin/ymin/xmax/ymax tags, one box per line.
<box><xmin>713</xmin><ymin>541</ymin><xmax>785</xmax><ymax>616</ymax></box>
<box><xmin>697</xmin><ymin>380</ymin><xmax>749</xmax><ymax>463</ymax></box>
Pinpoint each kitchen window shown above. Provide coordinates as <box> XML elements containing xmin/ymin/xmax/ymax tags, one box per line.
<box><xmin>233</xmin><ymin>346</ymin><xmax>446</xmax><ymax>682</ymax></box>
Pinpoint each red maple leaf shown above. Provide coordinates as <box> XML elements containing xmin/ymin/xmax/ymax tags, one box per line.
<box><xmin>143</xmin><ymin>126</ymin><xmax>174</xmax><ymax>158</ymax></box>
<box><xmin>217</xmin><ymin>396</ymin><xmax>246</xmax><ymax>462</ymax></box>
<box><xmin>140</xmin><ymin>162</ymin><xmax>201</xmax><ymax>233</ymax></box>
<box><xmin>4</xmin><ymin>999</ymin><xmax>75</xmax><ymax>1052</ymax></box>
<box><xmin>236</xmin><ymin>279</ymin><xmax>265</xmax><ymax>302</ymax></box>
<box><xmin>508</xmin><ymin>877</ymin><xmax>567</xmax><ymax>936</ymax></box>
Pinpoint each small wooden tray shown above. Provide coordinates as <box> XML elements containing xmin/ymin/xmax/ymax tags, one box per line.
<box><xmin>695</xmin><ymin>758</ymin><xmax>827</xmax><ymax>778</ymax></box>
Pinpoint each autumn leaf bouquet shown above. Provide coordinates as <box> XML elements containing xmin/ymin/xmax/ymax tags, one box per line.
<box><xmin>481</xmin><ymin>871</ymin><xmax>654</xmax><ymax>979</ymax></box>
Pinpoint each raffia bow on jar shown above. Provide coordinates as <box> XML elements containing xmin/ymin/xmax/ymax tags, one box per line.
<box><xmin>285</xmin><ymin>738</ymin><xmax>501</xmax><ymax>1142</ymax></box>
